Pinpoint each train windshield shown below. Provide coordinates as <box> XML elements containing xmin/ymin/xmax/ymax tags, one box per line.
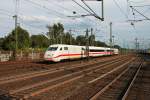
<box><xmin>47</xmin><ymin>47</ymin><xmax>58</xmax><ymax>51</ymax></box>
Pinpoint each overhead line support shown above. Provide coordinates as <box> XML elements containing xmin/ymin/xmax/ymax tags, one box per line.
<box><xmin>130</xmin><ymin>6</ymin><xmax>150</xmax><ymax>21</ymax></box>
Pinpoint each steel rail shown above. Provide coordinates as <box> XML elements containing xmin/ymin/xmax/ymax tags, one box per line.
<box><xmin>10</xmin><ymin>58</ymin><xmax>130</xmax><ymax>99</ymax></box>
<box><xmin>89</xmin><ymin>58</ymin><xmax>136</xmax><ymax>100</ymax></box>
<box><xmin>0</xmin><ymin>56</ymin><xmax>123</xmax><ymax>85</ymax></box>
<box><xmin>10</xmin><ymin>58</ymin><xmax>126</xmax><ymax>94</ymax></box>
<box><xmin>122</xmin><ymin>61</ymin><xmax>143</xmax><ymax>100</ymax></box>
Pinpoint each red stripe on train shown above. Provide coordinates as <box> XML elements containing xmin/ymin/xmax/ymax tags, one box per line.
<box><xmin>53</xmin><ymin>52</ymin><xmax>113</xmax><ymax>58</ymax></box>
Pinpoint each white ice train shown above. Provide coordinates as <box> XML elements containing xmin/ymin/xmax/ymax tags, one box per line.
<box><xmin>44</xmin><ymin>44</ymin><xmax>119</xmax><ymax>62</ymax></box>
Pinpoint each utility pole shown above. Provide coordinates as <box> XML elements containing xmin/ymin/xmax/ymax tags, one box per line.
<box><xmin>135</xmin><ymin>38</ymin><xmax>138</xmax><ymax>51</ymax></box>
<box><xmin>101</xmin><ymin>0</ymin><xmax>104</xmax><ymax>21</ymax></box>
<box><xmin>112</xmin><ymin>35</ymin><xmax>115</xmax><ymax>48</ymax></box>
<box><xmin>13</xmin><ymin>0</ymin><xmax>19</xmax><ymax>60</ymax></box>
<box><xmin>60</xmin><ymin>32</ymin><xmax>62</xmax><ymax>44</ymax></box>
<box><xmin>135</xmin><ymin>38</ymin><xmax>140</xmax><ymax>53</ymax></box>
<box><xmin>85</xmin><ymin>29</ymin><xmax>90</xmax><ymax>60</ymax></box>
<box><xmin>90</xmin><ymin>28</ymin><xmax>93</xmax><ymax>46</ymax></box>
<box><xmin>110</xmin><ymin>22</ymin><xmax>112</xmax><ymax>48</ymax></box>
<box><xmin>13</xmin><ymin>15</ymin><xmax>18</xmax><ymax>50</ymax></box>
<box><xmin>69</xmin><ymin>29</ymin><xmax>72</xmax><ymax>45</ymax></box>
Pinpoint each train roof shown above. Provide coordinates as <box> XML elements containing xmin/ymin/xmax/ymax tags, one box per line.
<box><xmin>49</xmin><ymin>44</ymin><xmax>80</xmax><ymax>47</ymax></box>
<box><xmin>49</xmin><ymin>44</ymin><xmax>118</xmax><ymax>50</ymax></box>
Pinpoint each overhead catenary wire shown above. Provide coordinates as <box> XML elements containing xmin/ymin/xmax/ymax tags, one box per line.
<box><xmin>71</xmin><ymin>0</ymin><xmax>94</xmax><ymax>16</ymax></box>
<box><xmin>111</xmin><ymin>0</ymin><xmax>144</xmax><ymax>48</ymax></box>
<box><xmin>16</xmin><ymin>16</ymin><xmax>48</xmax><ymax>36</ymax></box>
<box><xmin>81</xmin><ymin>0</ymin><xmax>100</xmax><ymax>18</ymax></box>
<box><xmin>114</xmin><ymin>0</ymin><xmax>142</xmax><ymax>36</ymax></box>
<box><xmin>24</xmin><ymin>0</ymin><xmax>68</xmax><ymax>18</ymax></box>
<box><xmin>0</xmin><ymin>0</ymin><xmax>98</xmax><ymax>38</ymax></box>
<box><xmin>43</xmin><ymin>0</ymin><xmax>96</xmax><ymax>24</ymax></box>
<box><xmin>133</xmin><ymin>5</ymin><xmax>150</xmax><ymax>7</ymax></box>
<box><xmin>0</xmin><ymin>9</ymin><xmax>46</xmax><ymax>36</ymax></box>
<box><xmin>70</xmin><ymin>0</ymin><xmax>104</xmax><ymax>29</ymax></box>
<box><xmin>143</xmin><ymin>7</ymin><xmax>150</xmax><ymax>14</ymax></box>
<box><xmin>112</xmin><ymin>0</ymin><xmax>128</xmax><ymax>19</ymax></box>
<box><xmin>44</xmin><ymin>0</ymin><xmax>73</xmax><ymax>14</ymax></box>
<box><xmin>72</xmin><ymin>0</ymin><xmax>102</xmax><ymax>20</ymax></box>
<box><xmin>129</xmin><ymin>0</ymin><xmax>148</xmax><ymax>3</ymax></box>
<box><xmin>0</xmin><ymin>12</ymin><xmax>13</xmax><ymax>18</ymax></box>
<box><xmin>24</xmin><ymin>0</ymin><xmax>95</xmax><ymax>28</ymax></box>
<box><xmin>0</xmin><ymin>8</ymin><xmax>49</xmax><ymax>26</ymax></box>
<box><xmin>130</xmin><ymin>6</ymin><xmax>150</xmax><ymax>21</ymax></box>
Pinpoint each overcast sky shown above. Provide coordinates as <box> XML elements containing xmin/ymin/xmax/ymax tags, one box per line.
<box><xmin>0</xmin><ymin>0</ymin><xmax>150</xmax><ymax>48</ymax></box>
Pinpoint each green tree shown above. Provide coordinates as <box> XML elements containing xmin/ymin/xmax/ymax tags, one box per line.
<box><xmin>2</xmin><ymin>26</ymin><xmax>30</xmax><ymax>50</ymax></box>
<box><xmin>76</xmin><ymin>35</ymin><xmax>86</xmax><ymax>46</ymax></box>
<box><xmin>2</xmin><ymin>34</ymin><xmax>15</xmax><ymax>50</ymax></box>
<box><xmin>114</xmin><ymin>45</ymin><xmax>121</xmax><ymax>49</ymax></box>
<box><xmin>95</xmin><ymin>41</ymin><xmax>108</xmax><ymax>47</ymax></box>
<box><xmin>31</xmin><ymin>34</ymin><xmax>49</xmax><ymax>48</ymax></box>
<box><xmin>89</xmin><ymin>34</ymin><xmax>95</xmax><ymax>46</ymax></box>
<box><xmin>47</xmin><ymin>23</ymin><xmax>64</xmax><ymax>44</ymax></box>
<box><xmin>0</xmin><ymin>38</ymin><xmax>4</xmax><ymax>50</ymax></box>
<box><xmin>63</xmin><ymin>32</ymin><xmax>76</xmax><ymax>45</ymax></box>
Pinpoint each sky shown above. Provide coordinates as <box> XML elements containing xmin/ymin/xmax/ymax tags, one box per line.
<box><xmin>0</xmin><ymin>0</ymin><xmax>150</xmax><ymax>49</ymax></box>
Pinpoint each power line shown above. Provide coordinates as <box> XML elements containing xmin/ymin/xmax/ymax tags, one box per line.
<box><xmin>24</xmin><ymin>0</ymin><xmax>67</xmax><ymax>18</ymax></box>
<box><xmin>25</xmin><ymin>0</ymin><xmax>100</xmax><ymax>31</ymax></box>
<box><xmin>112</xmin><ymin>0</ymin><xmax>128</xmax><ymax>19</ymax></box>
<box><xmin>0</xmin><ymin>12</ymin><xmax>12</xmax><ymax>18</ymax></box>
<box><xmin>81</xmin><ymin>0</ymin><xmax>100</xmax><ymax>18</ymax></box>
<box><xmin>133</xmin><ymin>5</ymin><xmax>150</xmax><ymax>7</ymax></box>
<box><xmin>143</xmin><ymin>7</ymin><xmax>150</xmax><ymax>14</ymax></box>
<box><xmin>72</xmin><ymin>0</ymin><xmax>103</xmax><ymax>20</ymax></box>
<box><xmin>129</xmin><ymin>0</ymin><xmax>148</xmax><ymax>3</ymax></box>
<box><xmin>71</xmin><ymin>0</ymin><xmax>94</xmax><ymax>15</ymax></box>
<box><xmin>0</xmin><ymin>9</ymin><xmax>50</xmax><ymax>26</ymax></box>
<box><xmin>17</xmin><ymin>17</ymin><xmax>47</xmax><ymax>35</ymax></box>
<box><xmin>44</xmin><ymin>0</ymin><xmax>94</xmax><ymax>24</ymax></box>
<box><xmin>0</xmin><ymin>9</ymin><xmax>14</xmax><ymax>15</ymax></box>
<box><xmin>44</xmin><ymin>0</ymin><xmax>73</xmax><ymax>14</ymax></box>
<box><xmin>25</xmin><ymin>0</ymin><xmax>97</xmax><ymax>28</ymax></box>
<box><xmin>130</xmin><ymin>6</ymin><xmax>150</xmax><ymax>21</ymax></box>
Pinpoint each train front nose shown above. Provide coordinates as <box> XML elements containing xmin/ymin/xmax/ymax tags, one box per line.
<box><xmin>44</xmin><ymin>51</ymin><xmax>54</xmax><ymax>61</ymax></box>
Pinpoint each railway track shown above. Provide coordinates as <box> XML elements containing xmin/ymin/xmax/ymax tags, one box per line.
<box><xmin>89</xmin><ymin>58</ymin><xmax>143</xmax><ymax>100</ymax></box>
<box><xmin>62</xmin><ymin>57</ymin><xmax>135</xmax><ymax>100</ymax></box>
<box><xmin>0</xmin><ymin>55</ymin><xmax>132</xmax><ymax>100</ymax></box>
<box><xmin>25</xmin><ymin>57</ymin><xmax>133</xmax><ymax>100</ymax></box>
<box><xmin>122</xmin><ymin>55</ymin><xmax>150</xmax><ymax>100</ymax></box>
<box><xmin>0</xmin><ymin>55</ymin><xmax>122</xmax><ymax>78</ymax></box>
<box><xmin>0</xmin><ymin>55</ymin><xmax>126</xmax><ymax>84</ymax></box>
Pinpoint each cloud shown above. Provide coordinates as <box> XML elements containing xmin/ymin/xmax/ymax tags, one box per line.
<box><xmin>20</xmin><ymin>15</ymin><xmax>49</xmax><ymax>22</ymax></box>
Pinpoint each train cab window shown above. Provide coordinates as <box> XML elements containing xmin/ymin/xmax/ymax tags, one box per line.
<box><xmin>48</xmin><ymin>47</ymin><xmax>58</xmax><ymax>51</ymax></box>
<box><xmin>60</xmin><ymin>47</ymin><xmax>62</xmax><ymax>51</ymax></box>
<box><xmin>64</xmin><ymin>47</ymin><xmax>68</xmax><ymax>50</ymax></box>
<box><xmin>107</xmin><ymin>50</ymin><xmax>113</xmax><ymax>52</ymax></box>
<box><xmin>82</xmin><ymin>48</ymin><xmax>85</xmax><ymax>50</ymax></box>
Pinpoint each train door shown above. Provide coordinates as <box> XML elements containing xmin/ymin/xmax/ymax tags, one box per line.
<box><xmin>63</xmin><ymin>47</ymin><xmax>69</xmax><ymax>59</ymax></box>
<box><xmin>58</xmin><ymin>47</ymin><xmax>63</xmax><ymax>61</ymax></box>
<box><xmin>81</xmin><ymin>47</ymin><xmax>86</xmax><ymax>58</ymax></box>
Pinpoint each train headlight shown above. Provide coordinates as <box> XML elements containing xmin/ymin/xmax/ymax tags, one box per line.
<box><xmin>47</xmin><ymin>54</ymin><xmax>54</xmax><ymax>57</ymax></box>
<box><xmin>47</xmin><ymin>54</ymin><xmax>51</xmax><ymax>57</ymax></box>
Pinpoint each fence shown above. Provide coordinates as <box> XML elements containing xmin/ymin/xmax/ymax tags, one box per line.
<box><xmin>0</xmin><ymin>50</ymin><xmax>44</xmax><ymax>62</ymax></box>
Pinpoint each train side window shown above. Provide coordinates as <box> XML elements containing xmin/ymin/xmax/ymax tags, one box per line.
<box><xmin>64</xmin><ymin>47</ymin><xmax>68</xmax><ymax>50</ymax></box>
<box><xmin>60</xmin><ymin>47</ymin><xmax>62</xmax><ymax>51</ymax></box>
